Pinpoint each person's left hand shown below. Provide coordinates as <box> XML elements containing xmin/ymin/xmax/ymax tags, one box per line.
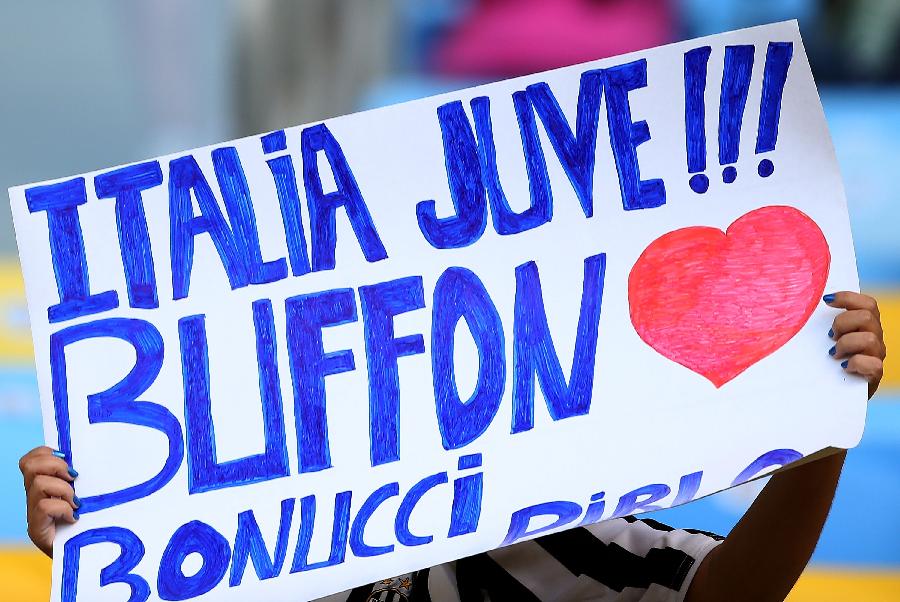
<box><xmin>825</xmin><ymin>291</ymin><xmax>887</xmax><ymax>399</ymax></box>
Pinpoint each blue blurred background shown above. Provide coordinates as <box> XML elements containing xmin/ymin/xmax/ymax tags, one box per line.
<box><xmin>0</xmin><ymin>1</ymin><xmax>898</xmax><ymax>600</ymax></box>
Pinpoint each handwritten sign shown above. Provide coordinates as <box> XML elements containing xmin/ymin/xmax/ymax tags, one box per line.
<box><xmin>9</xmin><ymin>21</ymin><xmax>866</xmax><ymax>601</ymax></box>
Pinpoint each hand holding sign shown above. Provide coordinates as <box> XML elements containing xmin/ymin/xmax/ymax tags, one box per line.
<box><xmin>19</xmin><ymin>446</ymin><xmax>79</xmax><ymax>557</ymax></box>
<box><xmin>825</xmin><ymin>291</ymin><xmax>887</xmax><ymax>399</ymax></box>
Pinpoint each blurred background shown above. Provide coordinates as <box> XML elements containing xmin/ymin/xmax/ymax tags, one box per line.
<box><xmin>1</xmin><ymin>1</ymin><xmax>898</xmax><ymax>600</ymax></box>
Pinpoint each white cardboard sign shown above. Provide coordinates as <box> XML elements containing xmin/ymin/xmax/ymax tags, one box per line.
<box><xmin>10</xmin><ymin>21</ymin><xmax>865</xmax><ymax>601</ymax></box>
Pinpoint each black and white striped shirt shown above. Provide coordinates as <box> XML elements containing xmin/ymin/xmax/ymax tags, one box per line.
<box><xmin>318</xmin><ymin>516</ymin><xmax>724</xmax><ymax>601</ymax></box>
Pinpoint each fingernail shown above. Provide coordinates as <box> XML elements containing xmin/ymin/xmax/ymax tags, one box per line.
<box><xmin>841</xmin><ymin>360</ymin><xmax>849</xmax><ymax>369</ymax></box>
<box><xmin>68</xmin><ymin>466</ymin><xmax>78</xmax><ymax>478</ymax></box>
<box><xmin>73</xmin><ymin>496</ymin><xmax>82</xmax><ymax>508</ymax></box>
<box><xmin>823</xmin><ymin>293</ymin><xmax>836</xmax><ymax>303</ymax></box>
<box><xmin>828</xmin><ymin>328</ymin><xmax>834</xmax><ymax>339</ymax></box>
<box><xmin>73</xmin><ymin>511</ymin><xmax>79</xmax><ymax>521</ymax></box>
<box><xmin>829</xmin><ymin>346</ymin><xmax>836</xmax><ymax>356</ymax></box>
<box><xmin>51</xmin><ymin>449</ymin><xmax>66</xmax><ymax>459</ymax></box>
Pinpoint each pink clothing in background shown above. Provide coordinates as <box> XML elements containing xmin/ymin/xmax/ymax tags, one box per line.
<box><xmin>434</xmin><ymin>0</ymin><xmax>674</xmax><ymax>78</ymax></box>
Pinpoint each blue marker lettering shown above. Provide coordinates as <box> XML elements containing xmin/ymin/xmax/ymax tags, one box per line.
<box><xmin>285</xmin><ymin>289</ymin><xmax>357</xmax><ymax>472</ymax></box>
<box><xmin>230</xmin><ymin>498</ymin><xmax>296</xmax><ymax>587</ymax></box>
<box><xmin>94</xmin><ymin>162</ymin><xmax>163</xmax><ymax>309</ymax></box>
<box><xmin>359</xmin><ymin>276</ymin><xmax>426</xmax><ymax>466</ymax></box>
<box><xmin>501</xmin><ymin>500</ymin><xmax>582</xmax><ymax>546</ymax></box>
<box><xmin>512</xmin><ymin>254</ymin><xmax>607</xmax><ymax>433</ymax></box>
<box><xmin>432</xmin><ymin>267</ymin><xmax>505</xmax><ymax>449</ymax></box>
<box><xmin>168</xmin><ymin>155</ymin><xmax>249</xmax><ymax>299</ymax></box>
<box><xmin>290</xmin><ymin>492</ymin><xmax>353</xmax><ymax>572</ymax></box>
<box><xmin>25</xmin><ymin>178</ymin><xmax>118</xmax><ymax>322</ymax></box>
<box><xmin>395</xmin><ymin>471</ymin><xmax>449</xmax><ymax>546</ymax></box>
<box><xmin>50</xmin><ymin>318</ymin><xmax>182</xmax><ymax>513</ymax></box>
<box><xmin>350</xmin><ymin>482</ymin><xmax>400</xmax><ymax>557</ymax></box>
<box><xmin>157</xmin><ymin>521</ymin><xmax>231</xmax><ymax>600</ymax></box>
<box><xmin>602</xmin><ymin>60</ymin><xmax>666</xmax><ymax>210</ymax></box>
<box><xmin>179</xmin><ymin>301</ymin><xmax>289</xmax><ymax>494</ymax></box>
<box><xmin>301</xmin><ymin>124</ymin><xmax>388</xmax><ymax>270</ymax></box>
<box><xmin>212</xmin><ymin>147</ymin><xmax>287</xmax><ymax>285</ymax></box>
<box><xmin>61</xmin><ymin>527</ymin><xmax>149</xmax><ymax>602</ymax></box>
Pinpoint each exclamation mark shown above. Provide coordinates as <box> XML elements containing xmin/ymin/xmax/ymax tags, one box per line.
<box><xmin>755</xmin><ymin>42</ymin><xmax>794</xmax><ymax>177</ymax></box>
<box><xmin>684</xmin><ymin>46</ymin><xmax>711</xmax><ymax>194</ymax></box>
<box><xmin>718</xmin><ymin>45</ymin><xmax>755</xmax><ymax>184</ymax></box>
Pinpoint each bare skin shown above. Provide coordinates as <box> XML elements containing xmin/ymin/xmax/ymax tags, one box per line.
<box><xmin>686</xmin><ymin>292</ymin><xmax>887</xmax><ymax>602</ymax></box>
<box><xmin>21</xmin><ymin>291</ymin><xmax>888</xmax><ymax>600</ymax></box>
<box><xmin>19</xmin><ymin>446</ymin><xmax>78</xmax><ymax>557</ymax></box>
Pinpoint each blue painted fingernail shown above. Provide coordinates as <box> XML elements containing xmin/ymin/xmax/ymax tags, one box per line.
<box><xmin>74</xmin><ymin>496</ymin><xmax>82</xmax><ymax>508</ymax></box>
<box><xmin>828</xmin><ymin>328</ymin><xmax>834</xmax><ymax>339</ymax></box>
<box><xmin>73</xmin><ymin>511</ymin><xmax>79</xmax><ymax>521</ymax></box>
<box><xmin>51</xmin><ymin>449</ymin><xmax>66</xmax><ymax>459</ymax></box>
<box><xmin>841</xmin><ymin>360</ymin><xmax>849</xmax><ymax>369</ymax></box>
<box><xmin>823</xmin><ymin>293</ymin><xmax>836</xmax><ymax>303</ymax></box>
<box><xmin>68</xmin><ymin>466</ymin><xmax>78</xmax><ymax>478</ymax></box>
<box><xmin>829</xmin><ymin>346</ymin><xmax>836</xmax><ymax>356</ymax></box>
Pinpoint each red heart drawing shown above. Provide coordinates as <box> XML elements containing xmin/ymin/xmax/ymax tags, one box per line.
<box><xmin>628</xmin><ymin>205</ymin><xmax>830</xmax><ymax>387</ymax></box>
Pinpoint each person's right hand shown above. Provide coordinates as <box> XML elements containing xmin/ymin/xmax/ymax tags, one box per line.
<box><xmin>19</xmin><ymin>446</ymin><xmax>79</xmax><ymax>557</ymax></box>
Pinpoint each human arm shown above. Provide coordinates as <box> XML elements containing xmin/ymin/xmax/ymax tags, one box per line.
<box><xmin>685</xmin><ymin>292</ymin><xmax>886</xmax><ymax>602</ymax></box>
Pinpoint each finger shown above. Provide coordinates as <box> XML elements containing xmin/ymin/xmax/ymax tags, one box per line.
<box><xmin>33</xmin><ymin>497</ymin><xmax>78</xmax><ymax>525</ymax></box>
<box><xmin>843</xmin><ymin>354</ymin><xmax>884</xmax><ymax>384</ymax></box>
<box><xmin>29</xmin><ymin>474</ymin><xmax>78</xmax><ymax>510</ymax></box>
<box><xmin>19</xmin><ymin>446</ymin><xmax>65</xmax><ymax>470</ymax></box>
<box><xmin>831</xmin><ymin>309</ymin><xmax>883</xmax><ymax>340</ymax></box>
<box><xmin>19</xmin><ymin>454</ymin><xmax>76</xmax><ymax>488</ymax></box>
<box><xmin>823</xmin><ymin>292</ymin><xmax>879</xmax><ymax>317</ymax></box>
<box><xmin>832</xmin><ymin>331</ymin><xmax>884</xmax><ymax>360</ymax></box>
<box><xmin>21</xmin><ymin>446</ymin><xmax>56</xmax><ymax>459</ymax></box>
